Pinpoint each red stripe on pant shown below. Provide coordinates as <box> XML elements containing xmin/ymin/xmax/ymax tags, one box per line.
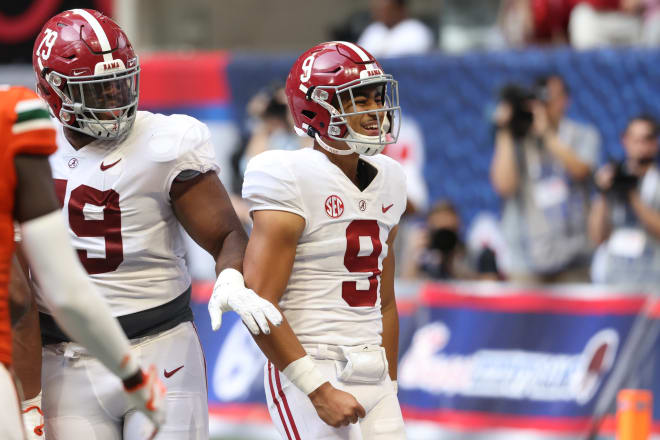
<box><xmin>268</xmin><ymin>361</ymin><xmax>294</xmax><ymax>440</ymax></box>
<box><xmin>274</xmin><ymin>364</ymin><xmax>301</xmax><ymax>440</ymax></box>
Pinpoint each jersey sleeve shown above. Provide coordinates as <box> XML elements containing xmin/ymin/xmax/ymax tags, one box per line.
<box><xmin>5</xmin><ymin>88</ymin><xmax>57</xmax><ymax>159</ymax></box>
<box><xmin>146</xmin><ymin>114</ymin><xmax>220</xmax><ymax>197</ymax></box>
<box><xmin>242</xmin><ymin>150</ymin><xmax>307</xmax><ymax>223</ymax></box>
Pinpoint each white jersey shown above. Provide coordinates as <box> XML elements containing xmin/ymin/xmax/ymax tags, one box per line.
<box><xmin>43</xmin><ymin>111</ymin><xmax>219</xmax><ymax>316</ymax></box>
<box><xmin>243</xmin><ymin>148</ymin><xmax>406</xmax><ymax>347</ymax></box>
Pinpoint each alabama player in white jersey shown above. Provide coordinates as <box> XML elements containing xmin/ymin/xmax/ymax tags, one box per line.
<box><xmin>242</xmin><ymin>41</ymin><xmax>407</xmax><ymax>439</ymax></box>
<box><xmin>20</xmin><ymin>9</ymin><xmax>281</xmax><ymax>440</ymax></box>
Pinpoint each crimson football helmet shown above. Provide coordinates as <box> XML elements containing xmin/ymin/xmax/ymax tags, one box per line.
<box><xmin>285</xmin><ymin>41</ymin><xmax>400</xmax><ymax>156</ymax></box>
<box><xmin>32</xmin><ymin>9</ymin><xmax>139</xmax><ymax>140</ymax></box>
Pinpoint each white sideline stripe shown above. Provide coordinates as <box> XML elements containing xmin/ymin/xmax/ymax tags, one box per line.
<box><xmin>72</xmin><ymin>9</ymin><xmax>113</xmax><ymax>62</ymax></box>
<box><xmin>12</xmin><ymin>119</ymin><xmax>54</xmax><ymax>134</ymax></box>
<box><xmin>15</xmin><ymin>99</ymin><xmax>47</xmax><ymax>114</ymax></box>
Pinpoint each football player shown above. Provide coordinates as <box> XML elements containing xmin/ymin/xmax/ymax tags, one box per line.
<box><xmin>21</xmin><ymin>9</ymin><xmax>281</xmax><ymax>440</ymax></box>
<box><xmin>242</xmin><ymin>41</ymin><xmax>407</xmax><ymax>439</ymax></box>
<box><xmin>0</xmin><ymin>85</ymin><xmax>166</xmax><ymax>440</ymax></box>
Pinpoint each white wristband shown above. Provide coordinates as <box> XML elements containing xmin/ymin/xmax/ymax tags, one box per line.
<box><xmin>282</xmin><ymin>355</ymin><xmax>326</xmax><ymax>395</ymax></box>
<box><xmin>22</xmin><ymin>390</ymin><xmax>42</xmax><ymax>410</ymax></box>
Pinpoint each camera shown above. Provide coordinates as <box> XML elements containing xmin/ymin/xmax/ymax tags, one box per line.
<box><xmin>497</xmin><ymin>84</ymin><xmax>538</xmax><ymax>139</ymax></box>
<box><xmin>608</xmin><ymin>161</ymin><xmax>639</xmax><ymax>198</ymax></box>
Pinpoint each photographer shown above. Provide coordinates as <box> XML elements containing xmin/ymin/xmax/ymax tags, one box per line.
<box><xmin>402</xmin><ymin>201</ymin><xmax>500</xmax><ymax>280</ymax></box>
<box><xmin>239</xmin><ymin>84</ymin><xmax>312</xmax><ymax>175</ymax></box>
<box><xmin>490</xmin><ymin>75</ymin><xmax>601</xmax><ymax>282</ymax></box>
<box><xmin>589</xmin><ymin>115</ymin><xmax>660</xmax><ymax>285</ymax></box>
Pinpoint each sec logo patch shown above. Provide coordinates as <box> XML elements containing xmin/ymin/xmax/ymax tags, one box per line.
<box><xmin>325</xmin><ymin>195</ymin><xmax>344</xmax><ymax>218</ymax></box>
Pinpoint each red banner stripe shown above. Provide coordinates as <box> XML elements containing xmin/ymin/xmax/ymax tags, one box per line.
<box><xmin>139</xmin><ymin>51</ymin><xmax>231</xmax><ymax>108</ymax></box>
<box><xmin>421</xmin><ymin>283</ymin><xmax>648</xmax><ymax>315</ymax></box>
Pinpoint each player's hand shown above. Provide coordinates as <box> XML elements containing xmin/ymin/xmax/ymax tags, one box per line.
<box><xmin>531</xmin><ymin>101</ymin><xmax>550</xmax><ymax>136</ymax></box>
<box><xmin>493</xmin><ymin>101</ymin><xmax>512</xmax><ymax>129</ymax></box>
<box><xmin>124</xmin><ymin>365</ymin><xmax>167</xmax><ymax>439</ymax></box>
<box><xmin>308</xmin><ymin>382</ymin><xmax>366</xmax><ymax>427</ymax></box>
<box><xmin>595</xmin><ymin>163</ymin><xmax>615</xmax><ymax>192</ymax></box>
<box><xmin>208</xmin><ymin>268</ymin><xmax>282</xmax><ymax>335</ymax></box>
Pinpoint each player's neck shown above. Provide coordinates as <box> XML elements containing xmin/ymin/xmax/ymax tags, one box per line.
<box><xmin>63</xmin><ymin>127</ymin><xmax>95</xmax><ymax>151</ymax></box>
<box><xmin>313</xmin><ymin>143</ymin><xmax>359</xmax><ymax>184</ymax></box>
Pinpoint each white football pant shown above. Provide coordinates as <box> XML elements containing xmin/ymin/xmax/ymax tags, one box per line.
<box><xmin>42</xmin><ymin>322</ymin><xmax>208</xmax><ymax>439</ymax></box>
<box><xmin>264</xmin><ymin>357</ymin><xmax>405</xmax><ymax>440</ymax></box>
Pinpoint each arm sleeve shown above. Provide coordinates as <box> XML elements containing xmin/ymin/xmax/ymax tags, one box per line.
<box><xmin>19</xmin><ymin>211</ymin><xmax>138</xmax><ymax>379</ymax></box>
<box><xmin>158</xmin><ymin>115</ymin><xmax>220</xmax><ymax>198</ymax></box>
<box><xmin>6</xmin><ymin>88</ymin><xmax>57</xmax><ymax>157</ymax></box>
<box><xmin>242</xmin><ymin>151</ymin><xmax>307</xmax><ymax>224</ymax></box>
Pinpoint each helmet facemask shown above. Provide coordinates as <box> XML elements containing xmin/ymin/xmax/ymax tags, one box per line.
<box><xmin>47</xmin><ymin>63</ymin><xmax>140</xmax><ymax>140</ymax></box>
<box><xmin>313</xmin><ymin>75</ymin><xmax>401</xmax><ymax>156</ymax></box>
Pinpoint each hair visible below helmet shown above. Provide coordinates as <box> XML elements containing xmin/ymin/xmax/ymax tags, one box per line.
<box><xmin>285</xmin><ymin>41</ymin><xmax>400</xmax><ymax>156</ymax></box>
<box><xmin>32</xmin><ymin>9</ymin><xmax>139</xmax><ymax>140</ymax></box>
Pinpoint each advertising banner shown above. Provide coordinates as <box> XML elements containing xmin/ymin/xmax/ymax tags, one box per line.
<box><xmin>191</xmin><ymin>282</ymin><xmax>660</xmax><ymax>439</ymax></box>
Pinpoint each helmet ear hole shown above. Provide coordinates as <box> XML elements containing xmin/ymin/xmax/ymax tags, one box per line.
<box><xmin>302</xmin><ymin>110</ymin><xmax>316</xmax><ymax>120</ymax></box>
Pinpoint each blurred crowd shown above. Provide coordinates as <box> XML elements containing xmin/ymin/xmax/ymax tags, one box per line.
<box><xmin>334</xmin><ymin>0</ymin><xmax>660</xmax><ymax>56</ymax></box>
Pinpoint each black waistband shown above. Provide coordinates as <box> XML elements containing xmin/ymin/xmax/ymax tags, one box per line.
<box><xmin>40</xmin><ymin>285</ymin><xmax>193</xmax><ymax>346</ymax></box>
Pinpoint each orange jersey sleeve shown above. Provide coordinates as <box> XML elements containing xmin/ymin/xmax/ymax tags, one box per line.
<box><xmin>1</xmin><ymin>86</ymin><xmax>57</xmax><ymax>159</ymax></box>
<box><xmin>0</xmin><ymin>85</ymin><xmax>57</xmax><ymax>366</ymax></box>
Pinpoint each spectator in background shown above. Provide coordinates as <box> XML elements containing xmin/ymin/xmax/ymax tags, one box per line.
<box><xmin>570</xmin><ymin>0</ymin><xmax>660</xmax><ymax>48</ymax></box>
<box><xmin>589</xmin><ymin>115</ymin><xmax>660</xmax><ymax>285</ymax></box>
<box><xmin>402</xmin><ymin>201</ymin><xmax>500</xmax><ymax>280</ymax></box>
<box><xmin>499</xmin><ymin>0</ymin><xmax>571</xmax><ymax>46</ymax></box>
<box><xmin>441</xmin><ymin>0</ymin><xmax>508</xmax><ymax>52</ymax></box>
<box><xmin>498</xmin><ymin>0</ymin><xmax>660</xmax><ymax>47</ymax></box>
<box><xmin>382</xmin><ymin>116</ymin><xmax>429</xmax><ymax>214</ymax></box>
<box><xmin>239</xmin><ymin>84</ymin><xmax>312</xmax><ymax>174</ymax></box>
<box><xmin>358</xmin><ymin>0</ymin><xmax>434</xmax><ymax>57</ymax></box>
<box><xmin>490</xmin><ymin>75</ymin><xmax>601</xmax><ymax>283</ymax></box>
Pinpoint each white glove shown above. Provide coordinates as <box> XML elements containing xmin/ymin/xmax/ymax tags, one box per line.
<box><xmin>208</xmin><ymin>268</ymin><xmax>283</xmax><ymax>335</ymax></box>
<box><xmin>124</xmin><ymin>365</ymin><xmax>167</xmax><ymax>439</ymax></box>
<box><xmin>22</xmin><ymin>391</ymin><xmax>44</xmax><ymax>439</ymax></box>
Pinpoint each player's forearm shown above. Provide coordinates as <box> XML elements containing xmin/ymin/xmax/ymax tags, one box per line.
<box><xmin>543</xmin><ymin>132</ymin><xmax>591</xmax><ymax>181</ymax></box>
<box><xmin>11</xmin><ymin>288</ymin><xmax>42</xmax><ymax>399</ymax></box>
<box><xmin>630</xmin><ymin>191</ymin><xmax>660</xmax><ymax>240</ymax></box>
<box><xmin>9</xmin><ymin>256</ymin><xmax>30</xmax><ymax>325</ymax></box>
<box><xmin>214</xmin><ymin>228</ymin><xmax>247</xmax><ymax>274</ymax></box>
<box><xmin>381</xmin><ymin>301</ymin><xmax>399</xmax><ymax>381</ymax></box>
<box><xmin>252</xmin><ymin>313</ymin><xmax>308</xmax><ymax>371</ymax></box>
<box><xmin>252</xmin><ymin>312</ymin><xmax>328</xmax><ymax>396</ymax></box>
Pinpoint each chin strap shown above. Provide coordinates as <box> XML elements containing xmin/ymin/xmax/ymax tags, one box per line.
<box><xmin>314</xmin><ymin>132</ymin><xmax>354</xmax><ymax>156</ymax></box>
